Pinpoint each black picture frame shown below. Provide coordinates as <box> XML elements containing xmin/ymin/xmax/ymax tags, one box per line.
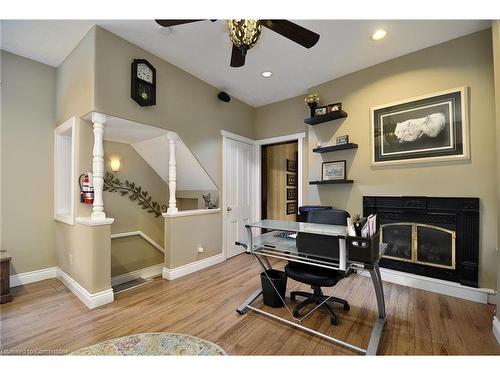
<box><xmin>286</xmin><ymin>173</ymin><xmax>296</xmax><ymax>186</ymax></box>
<box><xmin>314</xmin><ymin>106</ymin><xmax>327</xmax><ymax>116</ymax></box>
<box><xmin>286</xmin><ymin>159</ymin><xmax>297</xmax><ymax>172</ymax></box>
<box><xmin>322</xmin><ymin>160</ymin><xmax>346</xmax><ymax>181</ymax></box>
<box><xmin>327</xmin><ymin>102</ymin><xmax>342</xmax><ymax>113</ymax></box>
<box><xmin>336</xmin><ymin>135</ymin><xmax>349</xmax><ymax>145</ymax></box>
<box><xmin>286</xmin><ymin>202</ymin><xmax>297</xmax><ymax>215</ymax></box>
<box><xmin>287</xmin><ymin>188</ymin><xmax>296</xmax><ymax>201</ymax></box>
<box><xmin>371</xmin><ymin>87</ymin><xmax>469</xmax><ymax>165</ymax></box>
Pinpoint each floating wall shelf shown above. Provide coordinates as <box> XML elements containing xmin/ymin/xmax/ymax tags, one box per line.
<box><xmin>313</xmin><ymin>143</ymin><xmax>358</xmax><ymax>153</ymax></box>
<box><xmin>309</xmin><ymin>180</ymin><xmax>354</xmax><ymax>185</ymax></box>
<box><xmin>304</xmin><ymin>110</ymin><xmax>348</xmax><ymax>125</ymax></box>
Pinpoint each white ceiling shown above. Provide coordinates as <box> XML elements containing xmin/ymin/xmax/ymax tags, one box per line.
<box><xmin>0</xmin><ymin>19</ymin><xmax>490</xmax><ymax>107</ymax></box>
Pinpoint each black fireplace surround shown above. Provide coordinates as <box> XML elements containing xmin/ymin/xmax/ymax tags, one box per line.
<box><xmin>363</xmin><ymin>196</ymin><xmax>479</xmax><ymax>287</ymax></box>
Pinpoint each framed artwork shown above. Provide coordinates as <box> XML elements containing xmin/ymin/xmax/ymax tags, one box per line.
<box><xmin>371</xmin><ymin>87</ymin><xmax>469</xmax><ymax>166</ymax></box>
<box><xmin>287</xmin><ymin>188</ymin><xmax>297</xmax><ymax>200</ymax></box>
<box><xmin>286</xmin><ymin>159</ymin><xmax>297</xmax><ymax>172</ymax></box>
<box><xmin>286</xmin><ymin>202</ymin><xmax>297</xmax><ymax>215</ymax></box>
<box><xmin>336</xmin><ymin>135</ymin><xmax>349</xmax><ymax>145</ymax></box>
<box><xmin>314</xmin><ymin>106</ymin><xmax>327</xmax><ymax>116</ymax></box>
<box><xmin>322</xmin><ymin>160</ymin><xmax>346</xmax><ymax>181</ymax></box>
<box><xmin>286</xmin><ymin>173</ymin><xmax>296</xmax><ymax>186</ymax></box>
<box><xmin>327</xmin><ymin>102</ymin><xmax>342</xmax><ymax>113</ymax></box>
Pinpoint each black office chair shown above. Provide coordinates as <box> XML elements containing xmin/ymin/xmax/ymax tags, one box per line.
<box><xmin>285</xmin><ymin>209</ymin><xmax>350</xmax><ymax>325</ymax></box>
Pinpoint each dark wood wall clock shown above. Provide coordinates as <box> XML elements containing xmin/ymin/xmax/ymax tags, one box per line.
<box><xmin>131</xmin><ymin>59</ymin><xmax>156</xmax><ymax>106</ymax></box>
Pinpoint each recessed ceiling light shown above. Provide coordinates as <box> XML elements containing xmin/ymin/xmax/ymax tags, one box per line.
<box><xmin>371</xmin><ymin>29</ymin><xmax>387</xmax><ymax>41</ymax></box>
<box><xmin>261</xmin><ymin>71</ymin><xmax>273</xmax><ymax>78</ymax></box>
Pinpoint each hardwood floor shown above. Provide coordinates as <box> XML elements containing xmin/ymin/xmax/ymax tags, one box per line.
<box><xmin>1</xmin><ymin>253</ymin><xmax>499</xmax><ymax>355</ymax></box>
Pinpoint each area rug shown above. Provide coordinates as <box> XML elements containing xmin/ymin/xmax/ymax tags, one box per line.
<box><xmin>70</xmin><ymin>332</ymin><xmax>226</xmax><ymax>356</ymax></box>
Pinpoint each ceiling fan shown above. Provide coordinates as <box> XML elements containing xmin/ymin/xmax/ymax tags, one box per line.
<box><xmin>155</xmin><ymin>19</ymin><xmax>320</xmax><ymax>68</ymax></box>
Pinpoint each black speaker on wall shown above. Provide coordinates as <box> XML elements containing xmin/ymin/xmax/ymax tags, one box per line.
<box><xmin>218</xmin><ymin>91</ymin><xmax>231</xmax><ymax>103</ymax></box>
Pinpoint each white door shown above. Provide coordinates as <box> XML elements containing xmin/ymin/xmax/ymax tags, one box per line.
<box><xmin>224</xmin><ymin>137</ymin><xmax>253</xmax><ymax>258</ymax></box>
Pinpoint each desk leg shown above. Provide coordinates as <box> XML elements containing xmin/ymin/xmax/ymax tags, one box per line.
<box><xmin>236</xmin><ymin>288</ymin><xmax>262</xmax><ymax>315</ymax></box>
<box><xmin>366</xmin><ymin>263</ymin><xmax>386</xmax><ymax>355</ymax></box>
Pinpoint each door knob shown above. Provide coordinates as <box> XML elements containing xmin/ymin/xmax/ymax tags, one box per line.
<box><xmin>227</xmin><ymin>206</ymin><xmax>232</xmax><ymax>212</ymax></box>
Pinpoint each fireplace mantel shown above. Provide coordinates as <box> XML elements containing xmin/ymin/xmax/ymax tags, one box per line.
<box><xmin>363</xmin><ymin>196</ymin><xmax>479</xmax><ymax>287</ymax></box>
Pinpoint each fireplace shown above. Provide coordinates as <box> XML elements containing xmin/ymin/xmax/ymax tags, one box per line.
<box><xmin>363</xmin><ymin>196</ymin><xmax>479</xmax><ymax>287</ymax></box>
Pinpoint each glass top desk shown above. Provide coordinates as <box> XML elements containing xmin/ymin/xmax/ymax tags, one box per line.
<box><xmin>235</xmin><ymin>219</ymin><xmax>387</xmax><ymax>356</ymax></box>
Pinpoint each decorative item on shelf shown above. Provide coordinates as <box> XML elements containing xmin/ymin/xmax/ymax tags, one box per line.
<box><xmin>286</xmin><ymin>173</ymin><xmax>296</xmax><ymax>186</ymax></box>
<box><xmin>327</xmin><ymin>102</ymin><xmax>342</xmax><ymax>113</ymax></box>
<box><xmin>286</xmin><ymin>202</ymin><xmax>297</xmax><ymax>215</ymax></box>
<box><xmin>287</xmin><ymin>188</ymin><xmax>297</xmax><ymax>201</ymax></box>
<box><xmin>371</xmin><ymin>87</ymin><xmax>469</xmax><ymax>166</ymax></box>
<box><xmin>322</xmin><ymin>160</ymin><xmax>346</xmax><ymax>181</ymax></box>
<box><xmin>103</xmin><ymin>172</ymin><xmax>166</xmax><ymax>217</ymax></box>
<box><xmin>336</xmin><ymin>135</ymin><xmax>349</xmax><ymax>145</ymax></box>
<box><xmin>202</xmin><ymin>192</ymin><xmax>217</xmax><ymax>209</ymax></box>
<box><xmin>286</xmin><ymin>159</ymin><xmax>297</xmax><ymax>172</ymax></box>
<box><xmin>314</xmin><ymin>106</ymin><xmax>327</xmax><ymax>116</ymax></box>
<box><xmin>304</xmin><ymin>93</ymin><xmax>320</xmax><ymax>117</ymax></box>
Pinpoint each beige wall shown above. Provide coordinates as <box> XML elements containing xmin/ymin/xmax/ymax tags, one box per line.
<box><xmin>56</xmin><ymin>26</ymin><xmax>95</xmax><ymax>124</ymax></box>
<box><xmin>255</xmin><ymin>30</ymin><xmax>498</xmax><ymax>289</ymax></box>
<box><xmin>164</xmin><ymin>212</ymin><xmax>222</xmax><ymax>269</ymax></box>
<box><xmin>491</xmin><ymin>21</ymin><xmax>500</xmax><ymax>318</ymax></box>
<box><xmin>93</xmin><ymin>26</ymin><xmax>255</xmax><ymax>189</ymax></box>
<box><xmin>1</xmin><ymin>50</ymin><xmax>57</xmax><ymax>274</ymax></box>
<box><xmin>103</xmin><ymin>141</ymin><xmax>166</xmax><ymax>276</ymax></box>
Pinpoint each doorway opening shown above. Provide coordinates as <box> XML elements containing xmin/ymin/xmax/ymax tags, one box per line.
<box><xmin>261</xmin><ymin>141</ymin><xmax>298</xmax><ymax>223</ymax></box>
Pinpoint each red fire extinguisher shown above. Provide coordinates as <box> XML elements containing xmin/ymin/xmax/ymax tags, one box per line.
<box><xmin>79</xmin><ymin>173</ymin><xmax>94</xmax><ymax>205</ymax></box>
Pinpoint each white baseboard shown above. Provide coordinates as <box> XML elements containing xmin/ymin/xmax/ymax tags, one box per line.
<box><xmin>493</xmin><ymin>317</ymin><xmax>500</xmax><ymax>345</ymax></box>
<box><xmin>56</xmin><ymin>268</ymin><xmax>114</xmax><ymax>309</ymax></box>
<box><xmin>10</xmin><ymin>267</ymin><xmax>57</xmax><ymax>287</ymax></box>
<box><xmin>111</xmin><ymin>263</ymin><xmax>163</xmax><ymax>286</ymax></box>
<box><xmin>359</xmin><ymin>267</ymin><xmax>495</xmax><ymax>304</ymax></box>
<box><xmin>163</xmin><ymin>253</ymin><xmax>224</xmax><ymax>280</ymax></box>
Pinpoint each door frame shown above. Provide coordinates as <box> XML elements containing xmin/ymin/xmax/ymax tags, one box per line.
<box><xmin>221</xmin><ymin>130</ymin><xmax>306</xmax><ymax>260</ymax></box>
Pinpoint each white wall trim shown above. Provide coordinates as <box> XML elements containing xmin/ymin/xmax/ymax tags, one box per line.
<box><xmin>162</xmin><ymin>253</ymin><xmax>224</xmax><ymax>280</ymax></box>
<box><xmin>359</xmin><ymin>267</ymin><xmax>495</xmax><ymax>304</ymax></box>
<box><xmin>111</xmin><ymin>263</ymin><xmax>163</xmax><ymax>287</ymax></box>
<box><xmin>493</xmin><ymin>317</ymin><xmax>500</xmax><ymax>345</ymax></box>
<box><xmin>162</xmin><ymin>208</ymin><xmax>221</xmax><ymax>218</ymax></box>
<box><xmin>10</xmin><ymin>267</ymin><xmax>57</xmax><ymax>288</ymax></box>
<box><xmin>220</xmin><ymin>129</ymin><xmax>255</xmax><ymax>145</ymax></box>
<box><xmin>255</xmin><ymin>132</ymin><xmax>306</xmax><ymax>145</ymax></box>
<box><xmin>56</xmin><ymin>268</ymin><xmax>114</xmax><ymax>309</ymax></box>
<box><xmin>111</xmin><ymin>231</ymin><xmax>165</xmax><ymax>253</ymax></box>
<box><xmin>75</xmin><ymin>216</ymin><xmax>115</xmax><ymax>226</ymax></box>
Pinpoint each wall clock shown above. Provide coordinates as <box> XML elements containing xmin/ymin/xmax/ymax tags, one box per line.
<box><xmin>131</xmin><ymin>59</ymin><xmax>156</xmax><ymax>106</ymax></box>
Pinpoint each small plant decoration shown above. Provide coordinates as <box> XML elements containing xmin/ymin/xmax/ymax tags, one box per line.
<box><xmin>304</xmin><ymin>93</ymin><xmax>320</xmax><ymax>117</ymax></box>
<box><xmin>103</xmin><ymin>172</ymin><xmax>167</xmax><ymax>217</ymax></box>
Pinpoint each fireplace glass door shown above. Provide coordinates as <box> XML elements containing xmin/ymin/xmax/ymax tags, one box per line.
<box><xmin>381</xmin><ymin>223</ymin><xmax>455</xmax><ymax>270</ymax></box>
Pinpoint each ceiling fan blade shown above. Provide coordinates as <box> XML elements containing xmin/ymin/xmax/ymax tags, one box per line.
<box><xmin>230</xmin><ymin>44</ymin><xmax>246</xmax><ymax>68</ymax></box>
<box><xmin>155</xmin><ymin>19</ymin><xmax>204</xmax><ymax>27</ymax></box>
<box><xmin>262</xmin><ymin>20</ymin><xmax>320</xmax><ymax>49</ymax></box>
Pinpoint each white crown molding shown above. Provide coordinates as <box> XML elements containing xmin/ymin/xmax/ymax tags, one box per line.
<box><xmin>359</xmin><ymin>267</ymin><xmax>495</xmax><ymax>304</ymax></box>
<box><xmin>75</xmin><ymin>216</ymin><xmax>115</xmax><ymax>226</ymax></box>
<box><xmin>162</xmin><ymin>208</ymin><xmax>221</xmax><ymax>218</ymax></box>
<box><xmin>10</xmin><ymin>267</ymin><xmax>57</xmax><ymax>288</ymax></box>
<box><xmin>163</xmin><ymin>253</ymin><xmax>224</xmax><ymax>280</ymax></box>
<box><xmin>493</xmin><ymin>317</ymin><xmax>500</xmax><ymax>345</ymax></box>
<box><xmin>56</xmin><ymin>268</ymin><xmax>113</xmax><ymax>309</ymax></box>
<box><xmin>111</xmin><ymin>231</ymin><xmax>165</xmax><ymax>253</ymax></box>
<box><xmin>111</xmin><ymin>263</ymin><xmax>163</xmax><ymax>287</ymax></box>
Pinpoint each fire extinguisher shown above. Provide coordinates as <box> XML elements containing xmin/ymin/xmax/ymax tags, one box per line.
<box><xmin>79</xmin><ymin>173</ymin><xmax>94</xmax><ymax>205</ymax></box>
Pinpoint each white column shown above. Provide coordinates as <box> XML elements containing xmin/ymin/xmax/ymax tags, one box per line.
<box><xmin>167</xmin><ymin>132</ymin><xmax>178</xmax><ymax>214</ymax></box>
<box><xmin>91</xmin><ymin>113</ymin><xmax>107</xmax><ymax>221</ymax></box>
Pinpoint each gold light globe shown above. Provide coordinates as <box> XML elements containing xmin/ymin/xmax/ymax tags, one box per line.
<box><xmin>227</xmin><ymin>19</ymin><xmax>262</xmax><ymax>52</ymax></box>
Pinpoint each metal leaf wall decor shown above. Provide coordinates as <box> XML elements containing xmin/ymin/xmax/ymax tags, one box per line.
<box><xmin>103</xmin><ymin>172</ymin><xmax>167</xmax><ymax>217</ymax></box>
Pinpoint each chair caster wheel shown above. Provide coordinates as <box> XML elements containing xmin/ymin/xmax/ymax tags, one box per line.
<box><xmin>290</xmin><ymin>295</ymin><xmax>296</xmax><ymax>302</ymax></box>
<box><xmin>330</xmin><ymin>316</ymin><xmax>338</xmax><ymax>325</ymax></box>
<box><xmin>343</xmin><ymin>304</ymin><xmax>350</xmax><ymax>312</ymax></box>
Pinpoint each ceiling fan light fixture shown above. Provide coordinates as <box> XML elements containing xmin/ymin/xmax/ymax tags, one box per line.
<box><xmin>227</xmin><ymin>19</ymin><xmax>262</xmax><ymax>52</ymax></box>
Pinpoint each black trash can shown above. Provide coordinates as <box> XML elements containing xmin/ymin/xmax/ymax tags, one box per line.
<box><xmin>260</xmin><ymin>270</ymin><xmax>287</xmax><ymax>308</ymax></box>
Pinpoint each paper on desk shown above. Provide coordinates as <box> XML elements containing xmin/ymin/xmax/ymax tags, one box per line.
<box><xmin>361</xmin><ymin>214</ymin><xmax>377</xmax><ymax>238</ymax></box>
